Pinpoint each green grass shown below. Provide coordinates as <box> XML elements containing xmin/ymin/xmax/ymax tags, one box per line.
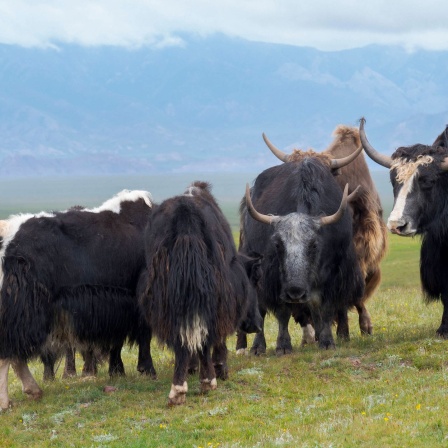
<box><xmin>2</xmin><ymin>210</ymin><xmax>445</xmax><ymax>447</ymax></box>
<box><xmin>3</xmin><ymin>233</ymin><xmax>445</xmax><ymax>447</ymax></box>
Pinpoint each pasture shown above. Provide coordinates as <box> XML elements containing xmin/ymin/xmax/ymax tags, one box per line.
<box><xmin>0</xmin><ymin>173</ymin><xmax>444</xmax><ymax>447</ymax></box>
<box><xmin>2</xmin><ymin>233</ymin><xmax>447</xmax><ymax>448</ymax></box>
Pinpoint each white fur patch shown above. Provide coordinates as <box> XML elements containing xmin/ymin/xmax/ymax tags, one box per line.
<box><xmin>0</xmin><ymin>359</ymin><xmax>10</xmax><ymax>410</ymax></box>
<box><xmin>236</xmin><ymin>348</ymin><xmax>249</xmax><ymax>356</ymax></box>
<box><xmin>0</xmin><ymin>212</ymin><xmax>54</xmax><ymax>290</ymax></box>
<box><xmin>301</xmin><ymin>324</ymin><xmax>316</xmax><ymax>346</ymax></box>
<box><xmin>86</xmin><ymin>189</ymin><xmax>152</xmax><ymax>214</ymax></box>
<box><xmin>180</xmin><ymin>315</ymin><xmax>209</xmax><ymax>353</ymax></box>
<box><xmin>387</xmin><ymin>173</ymin><xmax>415</xmax><ymax>231</ymax></box>
<box><xmin>168</xmin><ymin>382</ymin><xmax>188</xmax><ymax>399</ymax></box>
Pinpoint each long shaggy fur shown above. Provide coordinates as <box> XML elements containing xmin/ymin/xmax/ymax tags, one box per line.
<box><xmin>324</xmin><ymin>125</ymin><xmax>388</xmax><ymax>297</ymax></box>
<box><xmin>140</xmin><ymin>182</ymin><xmax>249</xmax><ymax>353</ymax></box>
<box><xmin>0</xmin><ymin>193</ymin><xmax>152</xmax><ymax>361</ymax></box>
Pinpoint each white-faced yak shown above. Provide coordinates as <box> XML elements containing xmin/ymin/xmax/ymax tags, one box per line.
<box><xmin>360</xmin><ymin>118</ymin><xmax>448</xmax><ymax>337</ymax></box>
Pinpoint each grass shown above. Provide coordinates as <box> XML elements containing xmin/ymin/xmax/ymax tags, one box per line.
<box><xmin>2</xmin><ymin>230</ymin><xmax>445</xmax><ymax>447</ymax></box>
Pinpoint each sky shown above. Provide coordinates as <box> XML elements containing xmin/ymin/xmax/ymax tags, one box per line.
<box><xmin>1</xmin><ymin>0</ymin><xmax>448</xmax><ymax>51</ymax></box>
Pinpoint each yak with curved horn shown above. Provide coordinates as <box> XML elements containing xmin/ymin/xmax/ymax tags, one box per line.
<box><xmin>237</xmin><ymin>125</ymin><xmax>387</xmax><ymax>355</ymax></box>
<box><xmin>238</xmin><ymin>145</ymin><xmax>364</xmax><ymax>352</ymax></box>
<box><xmin>360</xmin><ymin>117</ymin><xmax>448</xmax><ymax>337</ymax></box>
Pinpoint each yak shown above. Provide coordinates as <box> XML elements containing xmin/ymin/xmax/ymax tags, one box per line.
<box><xmin>240</xmin><ymin>153</ymin><xmax>365</xmax><ymax>352</ymax></box>
<box><xmin>138</xmin><ymin>181</ymin><xmax>262</xmax><ymax>405</ymax></box>
<box><xmin>0</xmin><ymin>190</ymin><xmax>156</xmax><ymax>410</ymax></box>
<box><xmin>360</xmin><ymin>118</ymin><xmax>448</xmax><ymax>337</ymax></box>
<box><xmin>238</xmin><ymin>131</ymin><xmax>378</xmax><ymax>355</ymax></box>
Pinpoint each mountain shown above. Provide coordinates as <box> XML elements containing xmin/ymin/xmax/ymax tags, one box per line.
<box><xmin>0</xmin><ymin>35</ymin><xmax>447</xmax><ymax>176</ymax></box>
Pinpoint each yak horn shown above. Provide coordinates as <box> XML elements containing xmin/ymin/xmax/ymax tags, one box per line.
<box><xmin>359</xmin><ymin>117</ymin><xmax>392</xmax><ymax>168</ymax></box>
<box><xmin>264</xmin><ymin>132</ymin><xmax>362</xmax><ymax>169</ymax></box>
<box><xmin>330</xmin><ymin>145</ymin><xmax>363</xmax><ymax>169</ymax></box>
<box><xmin>347</xmin><ymin>185</ymin><xmax>361</xmax><ymax>202</ymax></box>
<box><xmin>262</xmin><ymin>133</ymin><xmax>290</xmax><ymax>162</ymax></box>
<box><xmin>320</xmin><ymin>184</ymin><xmax>349</xmax><ymax>226</ymax></box>
<box><xmin>245</xmin><ymin>183</ymin><xmax>278</xmax><ymax>225</ymax></box>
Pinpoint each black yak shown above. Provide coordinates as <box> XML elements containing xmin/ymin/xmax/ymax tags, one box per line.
<box><xmin>138</xmin><ymin>181</ymin><xmax>262</xmax><ymax>405</ymax></box>
<box><xmin>360</xmin><ymin>118</ymin><xmax>448</xmax><ymax>336</ymax></box>
<box><xmin>239</xmin><ymin>151</ymin><xmax>365</xmax><ymax>353</ymax></box>
<box><xmin>0</xmin><ymin>190</ymin><xmax>156</xmax><ymax>410</ymax></box>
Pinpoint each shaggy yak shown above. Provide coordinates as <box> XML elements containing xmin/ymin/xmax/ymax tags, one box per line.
<box><xmin>0</xmin><ymin>190</ymin><xmax>156</xmax><ymax>410</ymax></box>
<box><xmin>238</xmin><ymin>128</ymin><xmax>383</xmax><ymax>354</ymax></box>
<box><xmin>138</xmin><ymin>181</ymin><xmax>262</xmax><ymax>405</ymax></box>
<box><xmin>360</xmin><ymin>117</ymin><xmax>448</xmax><ymax>337</ymax></box>
<box><xmin>239</xmin><ymin>147</ymin><xmax>365</xmax><ymax>352</ymax></box>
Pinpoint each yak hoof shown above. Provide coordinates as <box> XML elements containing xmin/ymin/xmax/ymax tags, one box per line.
<box><xmin>214</xmin><ymin>364</ymin><xmax>228</xmax><ymax>381</ymax></box>
<box><xmin>0</xmin><ymin>399</ymin><xmax>12</xmax><ymax>411</ymax></box>
<box><xmin>236</xmin><ymin>348</ymin><xmax>249</xmax><ymax>356</ymax></box>
<box><xmin>250</xmin><ymin>346</ymin><xmax>266</xmax><ymax>356</ymax></box>
<box><xmin>137</xmin><ymin>364</ymin><xmax>157</xmax><ymax>379</ymax></box>
<box><xmin>24</xmin><ymin>388</ymin><xmax>43</xmax><ymax>401</ymax></box>
<box><xmin>436</xmin><ymin>327</ymin><xmax>448</xmax><ymax>338</ymax></box>
<box><xmin>168</xmin><ymin>382</ymin><xmax>188</xmax><ymax>406</ymax></box>
<box><xmin>200</xmin><ymin>378</ymin><xmax>217</xmax><ymax>393</ymax></box>
<box><xmin>318</xmin><ymin>340</ymin><xmax>336</xmax><ymax>350</ymax></box>
<box><xmin>275</xmin><ymin>347</ymin><xmax>292</xmax><ymax>356</ymax></box>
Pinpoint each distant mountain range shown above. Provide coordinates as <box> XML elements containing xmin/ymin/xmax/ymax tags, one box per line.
<box><xmin>0</xmin><ymin>35</ymin><xmax>447</xmax><ymax>177</ymax></box>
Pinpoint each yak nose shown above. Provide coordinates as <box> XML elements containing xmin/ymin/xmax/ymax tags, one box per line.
<box><xmin>285</xmin><ymin>286</ymin><xmax>308</xmax><ymax>303</ymax></box>
<box><xmin>387</xmin><ymin>218</ymin><xmax>414</xmax><ymax>236</ymax></box>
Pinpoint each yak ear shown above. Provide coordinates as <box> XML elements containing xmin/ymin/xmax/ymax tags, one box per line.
<box><xmin>440</xmin><ymin>157</ymin><xmax>448</xmax><ymax>171</ymax></box>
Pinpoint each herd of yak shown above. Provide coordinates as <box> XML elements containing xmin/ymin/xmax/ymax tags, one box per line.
<box><xmin>1</xmin><ymin>118</ymin><xmax>448</xmax><ymax>408</ymax></box>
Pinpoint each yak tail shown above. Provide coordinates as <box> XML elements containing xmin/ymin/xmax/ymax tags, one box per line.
<box><xmin>146</xmin><ymin>234</ymin><xmax>227</xmax><ymax>353</ymax></box>
<box><xmin>0</xmin><ymin>260</ymin><xmax>52</xmax><ymax>360</ymax></box>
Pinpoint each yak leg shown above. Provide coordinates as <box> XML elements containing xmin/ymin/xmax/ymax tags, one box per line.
<box><xmin>137</xmin><ymin>326</ymin><xmax>157</xmax><ymax>379</ymax></box>
<box><xmin>250</xmin><ymin>306</ymin><xmax>267</xmax><ymax>355</ymax></box>
<box><xmin>81</xmin><ymin>347</ymin><xmax>98</xmax><ymax>377</ymax></box>
<box><xmin>63</xmin><ymin>346</ymin><xmax>77</xmax><ymax>378</ymax></box>
<box><xmin>41</xmin><ymin>350</ymin><xmax>57</xmax><ymax>381</ymax></box>
<box><xmin>275</xmin><ymin>306</ymin><xmax>293</xmax><ymax>355</ymax></box>
<box><xmin>212</xmin><ymin>340</ymin><xmax>228</xmax><ymax>380</ymax></box>
<box><xmin>436</xmin><ymin>293</ymin><xmax>448</xmax><ymax>337</ymax></box>
<box><xmin>0</xmin><ymin>359</ymin><xmax>11</xmax><ymax>410</ymax></box>
<box><xmin>235</xmin><ymin>330</ymin><xmax>248</xmax><ymax>355</ymax></box>
<box><xmin>168</xmin><ymin>342</ymin><xmax>190</xmax><ymax>406</ymax></box>
<box><xmin>11</xmin><ymin>359</ymin><xmax>42</xmax><ymax>401</ymax></box>
<box><xmin>357</xmin><ymin>269</ymin><xmax>381</xmax><ymax>335</ymax></box>
<box><xmin>291</xmin><ymin>304</ymin><xmax>316</xmax><ymax>346</ymax></box>
<box><xmin>336</xmin><ymin>308</ymin><xmax>350</xmax><ymax>341</ymax></box>
<box><xmin>109</xmin><ymin>343</ymin><xmax>125</xmax><ymax>377</ymax></box>
<box><xmin>312</xmin><ymin>305</ymin><xmax>336</xmax><ymax>350</ymax></box>
<box><xmin>199</xmin><ymin>345</ymin><xmax>217</xmax><ymax>393</ymax></box>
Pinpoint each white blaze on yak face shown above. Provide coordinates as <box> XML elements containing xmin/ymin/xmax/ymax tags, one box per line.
<box><xmin>387</xmin><ymin>156</ymin><xmax>433</xmax><ymax>234</ymax></box>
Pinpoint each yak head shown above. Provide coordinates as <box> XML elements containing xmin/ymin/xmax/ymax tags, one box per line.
<box><xmin>360</xmin><ymin>118</ymin><xmax>448</xmax><ymax>236</ymax></box>
<box><xmin>245</xmin><ymin>183</ymin><xmax>356</xmax><ymax>304</ymax></box>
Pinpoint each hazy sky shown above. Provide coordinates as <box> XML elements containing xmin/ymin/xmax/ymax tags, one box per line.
<box><xmin>1</xmin><ymin>0</ymin><xmax>448</xmax><ymax>51</ymax></box>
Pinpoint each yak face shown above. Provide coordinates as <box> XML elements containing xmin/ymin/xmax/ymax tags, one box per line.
<box><xmin>270</xmin><ymin>213</ymin><xmax>321</xmax><ymax>304</ymax></box>
<box><xmin>388</xmin><ymin>150</ymin><xmax>442</xmax><ymax>236</ymax></box>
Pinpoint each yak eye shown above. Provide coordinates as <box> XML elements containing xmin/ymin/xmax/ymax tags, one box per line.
<box><xmin>418</xmin><ymin>176</ymin><xmax>434</xmax><ymax>190</ymax></box>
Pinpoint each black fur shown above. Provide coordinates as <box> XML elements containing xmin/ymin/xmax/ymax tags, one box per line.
<box><xmin>239</xmin><ymin>157</ymin><xmax>364</xmax><ymax>351</ymax></box>
<box><xmin>139</xmin><ymin>181</ymin><xmax>262</xmax><ymax>404</ymax></box>
<box><xmin>0</xmin><ymin>193</ymin><xmax>156</xmax><ymax>379</ymax></box>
